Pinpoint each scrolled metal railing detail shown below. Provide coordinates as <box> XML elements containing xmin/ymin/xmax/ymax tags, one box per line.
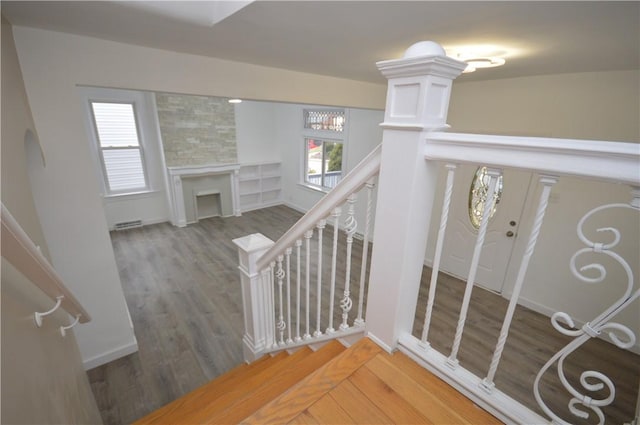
<box><xmin>340</xmin><ymin>193</ymin><xmax>358</xmax><ymax>330</ymax></box>
<box><xmin>534</xmin><ymin>197</ymin><xmax>639</xmax><ymax>425</ymax></box>
<box><xmin>275</xmin><ymin>256</ymin><xmax>286</xmax><ymax>346</ymax></box>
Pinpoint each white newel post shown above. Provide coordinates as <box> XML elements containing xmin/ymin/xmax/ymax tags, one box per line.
<box><xmin>233</xmin><ymin>233</ymin><xmax>275</xmax><ymax>363</ymax></box>
<box><xmin>365</xmin><ymin>41</ymin><xmax>467</xmax><ymax>351</ymax></box>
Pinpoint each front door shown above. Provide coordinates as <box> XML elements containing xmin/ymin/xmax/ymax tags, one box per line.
<box><xmin>440</xmin><ymin>165</ymin><xmax>533</xmax><ymax>293</ymax></box>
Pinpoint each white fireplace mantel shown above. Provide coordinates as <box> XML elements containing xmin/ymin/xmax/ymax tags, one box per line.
<box><xmin>167</xmin><ymin>163</ymin><xmax>241</xmax><ymax>227</ymax></box>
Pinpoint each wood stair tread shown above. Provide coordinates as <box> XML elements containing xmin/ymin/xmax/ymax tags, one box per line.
<box><xmin>135</xmin><ymin>337</ymin><xmax>501</xmax><ymax>425</ymax></box>
<box><xmin>389</xmin><ymin>351</ymin><xmax>503</xmax><ymax>425</ymax></box>
<box><xmin>134</xmin><ymin>348</ymin><xmax>311</xmax><ymax>425</ymax></box>
<box><xmin>203</xmin><ymin>340</ymin><xmax>346</xmax><ymax>424</ymax></box>
<box><xmin>244</xmin><ymin>337</ymin><xmax>382</xmax><ymax>424</ymax></box>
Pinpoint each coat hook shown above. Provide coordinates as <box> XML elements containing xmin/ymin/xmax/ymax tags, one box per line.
<box><xmin>34</xmin><ymin>295</ymin><xmax>64</xmax><ymax>327</ymax></box>
<box><xmin>60</xmin><ymin>314</ymin><xmax>81</xmax><ymax>337</ymax></box>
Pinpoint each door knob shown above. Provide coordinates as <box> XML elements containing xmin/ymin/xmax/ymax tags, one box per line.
<box><xmin>506</xmin><ymin>231</ymin><xmax>515</xmax><ymax>237</ymax></box>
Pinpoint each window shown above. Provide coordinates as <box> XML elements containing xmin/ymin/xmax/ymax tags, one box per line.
<box><xmin>304</xmin><ymin>109</ymin><xmax>345</xmax><ymax>132</ymax></box>
<box><xmin>468</xmin><ymin>166</ymin><xmax>503</xmax><ymax>229</ymax></box>
<box><xmin>90</xmin><ymin>102</ymin><xmax>148</xmax><ymax>194</ymax></box>
<box><xmin>305</xmin><ymin>138</ymin><xmax>343</xmax><ymax>189</ymax></box>
<box><xmin>302</xmin><ymin>109</ymin><xmax>346</xmax><ymax>190</ymax></box>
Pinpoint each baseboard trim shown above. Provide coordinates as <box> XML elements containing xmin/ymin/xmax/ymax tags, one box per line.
<box><xmin>83</xmin><ymin>338</ymin><xmax>139</xmax><ymax>370</ymax></box>
<box><xmin>365</xmin><ymin>332</ymin><xmax>395</xmax><ymax>354</ymax></box>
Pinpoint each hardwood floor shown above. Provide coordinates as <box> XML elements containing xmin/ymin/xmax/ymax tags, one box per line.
<box><xmin>88</xmin><ymin>205</ymin><xmax>639</xmax><ymax>425</ymax></box>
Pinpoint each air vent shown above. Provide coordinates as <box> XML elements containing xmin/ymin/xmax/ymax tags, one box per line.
<box><xmin>114</xmin><ymin>220</ymin><xmax>142</xmax><ymax>231</ymax></box>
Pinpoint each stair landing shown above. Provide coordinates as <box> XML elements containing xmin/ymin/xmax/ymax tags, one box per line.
<box><xmin>134</xmin><ymin>338</ymin><xmax>501</xmax><ymax>424</ymax></box>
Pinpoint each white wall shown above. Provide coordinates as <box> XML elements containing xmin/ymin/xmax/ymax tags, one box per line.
<box><xmin>235</xmin><ymin>100</ymin><xmax>280</xmax><ymax>164</ymax></box>
<box><xmin>1</xmin><ymin>19</ymin><xmax>49</xmax><ymax>257</ymax></box>
<box><xmin>11</xmin><ymin>25</ymin><xmax>385</xmax><ymax>367</ymax></box>
<box><xmin>1</xmin><ymin>18</ymin><xmax>102</xmax><ymax>421</ymax></box>
<box><xmin>426</xmin><ymin>70</ymin><xmax>640</xmax><ymax>349</ymax></box>
<box><xmin>277</xmin><ymin>103</ymin><xmax>383</xmax><ymax>213</ymax></box>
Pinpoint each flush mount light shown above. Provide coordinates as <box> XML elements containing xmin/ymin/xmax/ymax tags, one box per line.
<box><xmin>228</xmin><ymin>98</ymin><xmax>242</xmax><ymax>104</ymax></box>
<box><xmin>445</xmin><ymin>44</ymin><xmax>514</xmax><ymax>74</ymax></box>
<box><xmin>462</xmin><ymin>57</ymin><xmax>506</xmax><ymax>73</ymax></box>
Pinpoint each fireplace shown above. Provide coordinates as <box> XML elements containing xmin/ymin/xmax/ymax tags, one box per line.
<box><xmin>167</xmin><ymin>164</ymin><xmax>241</xmax><ymax>227</ymax></box>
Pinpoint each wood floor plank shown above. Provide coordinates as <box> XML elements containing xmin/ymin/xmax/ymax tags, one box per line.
<box><xmin>133</xmin><ymin>352</ymin><xmax>286</xmax><ymax>424</ymax></box>
<box><xmin>307</xmin><ymin>394</ymin><xmax>355</xmax><ymax>424</ymax></box>
<box><xmin>328</xmin><ymin>380</ymin><xmax>393</xmax><ymax>424</ymax></box>
<box><xmin>204</xmin><ymin>341</ymin><xmax>346</xmax><ymax>424</ymax></box>
<box><xmin>389</xmin><ymin>352</ymin><xmax>504</xmax><ymax>425</ymax></box>
<box><xmin>92</xmin><ymin>206</ymin><xmax>639</xmax><ymax>425</ymax></box>
<box><xmin>171</xmin><ymin>346</ymin><xmax>314</xmax><ymax>424</ymax></box>
<box><xmin>244</xmin><ymin>338</ymin><xmax>381</xmax><ymax>425</ymax></box>
<box><xmin>288</xmin><ymin>410</ymin><xmax>320</xmax><ymax>425</ymax></box>
<box><xmin>348</xmin><ymin>365</ymin><xmax>433</xmax><ymax>424</ymax></box>
<box><xmin>367</xmin><ymin>353</ymin><xmax>495</xmax><ymax>425</ymax></box>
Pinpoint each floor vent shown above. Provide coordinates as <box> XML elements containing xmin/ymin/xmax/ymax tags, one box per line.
<box><xmin>114</xmin><ymin>220</ymin><xmax>143</xmax><ymax>231</ymax></box>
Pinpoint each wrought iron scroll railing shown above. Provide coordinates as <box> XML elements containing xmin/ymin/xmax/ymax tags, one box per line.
<box><xmin>234</xmin><ymin>145</ymin><xmax>380</xmax><ymax>359</ymax></box>
<box><xmin>397</xmin><ymin>132</ymin><xmax>640</xmax><ymax>425</ymax></box>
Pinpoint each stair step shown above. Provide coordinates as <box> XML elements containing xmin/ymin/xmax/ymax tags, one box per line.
<box><xmin>205</xmin><ymin>340</ymin><xmax>346</xmax><ymax>424</ymax></box>
<box><xmin>389</xmin><ymin>352</ymin><xmax>503</xmax><ymax>425</ymax></box>
<box><xmin>244</xmin><ymin>337</ymin><xmax>381</xmax><ymax>424</ymax></box>
<box><xmin>133</xmin><ymin>349</ymin><xmax>298</xmax><ymax>425</ymax></box>
<box><xmin>135</xmin><ymin>337</ymin><xmax>500</xmax><ymax>425</ymax></box>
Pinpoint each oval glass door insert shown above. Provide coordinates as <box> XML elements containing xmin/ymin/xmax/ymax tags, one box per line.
<box><xmin>468</xmin><ymin>166</ymin><xmax>503</xmax><ymax>229</ymax></box>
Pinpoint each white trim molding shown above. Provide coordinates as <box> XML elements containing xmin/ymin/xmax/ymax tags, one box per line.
<box><xmin>167</xmin><ymin>163</ymin><xmax>241</xmax><ymax>226</ymax></box>
<box><xmin>425</xmin><ymin>132</ymin><xmax>640</xmax><ymax>185</ymax></box>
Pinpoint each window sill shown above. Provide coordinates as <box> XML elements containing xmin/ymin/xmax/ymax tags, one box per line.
<box><xmin>102</xmin><ymin>190</ymin><xmax>161</xmax><ymax>201</ymax></box>
<box><xmin>297</xmin><ymin>182</ymin><xmax>330</xmax><ymax>195</ymax></box>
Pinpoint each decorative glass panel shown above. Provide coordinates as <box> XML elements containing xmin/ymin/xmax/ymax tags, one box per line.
<box><xmin>304</xmin><ymin>109</ymin><xmax>345</xmax><ymax>132</ymax></box>
<box><xmin>468</xmin><ymin>166</ymin><xmax>503</xmax><ymax>229</ymax></box>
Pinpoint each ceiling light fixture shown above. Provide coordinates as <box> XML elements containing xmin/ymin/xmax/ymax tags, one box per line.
<box><xmin>461</xmin><ymin>57</ymin><xmax>506</xmax><ymax>73</ymax></box>
<box><xmin>445</xmin><ymin>44</ymin><xmax>512</xmax><ymax>74</ymax></box>
<box><xmin>228</xmin><ymin>99</ymin><xmax>242</xmax><ymax>104</ymax></box>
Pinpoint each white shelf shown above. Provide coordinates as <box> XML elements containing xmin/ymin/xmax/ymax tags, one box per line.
<box><xmin>238</xmin><ymin>162</ymin><xmax>282</xmax><ymax>212</ymax></box>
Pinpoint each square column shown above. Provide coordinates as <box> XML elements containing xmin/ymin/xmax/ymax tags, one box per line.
<box><xmin>233</xmin><ymin>233</ymin><xmax>275</xmax><ymax>362</ymax></box>
<box><xmin>365</xmin><ymin>42</ymin><xmax>467</xmax><ymax>351</ymax></box>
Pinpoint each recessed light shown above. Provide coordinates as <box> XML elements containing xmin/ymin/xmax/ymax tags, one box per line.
<box><xmin>228</xmin><ymin>99</ymin><xmax>242</xmax><ymax>104</ymax></box>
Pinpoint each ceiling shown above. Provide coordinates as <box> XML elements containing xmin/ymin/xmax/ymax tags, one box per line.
<box><xmin>2</xmin><ymin>1</ymin><xmax>639</xmax><ymax>84</ymax></box>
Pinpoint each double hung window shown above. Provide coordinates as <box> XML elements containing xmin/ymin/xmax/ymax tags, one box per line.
<box><xmin>303</xmin><ymin>109</ymin><xmax>345</xmax><ymax>190</ymax></box>
<box><xmin>90</xmin><ymin>102</ymin><xmax>148</xmax><ymax>194</ymax></box>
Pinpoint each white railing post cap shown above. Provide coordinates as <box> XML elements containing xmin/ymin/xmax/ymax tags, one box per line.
<box><xmin>403</xmin><ymin>41</ymin><xmax>446</xmax><ymax>58</ymax></box>
<box><xmin>233</xmin><ymin>233</ymin><xmax>275</xmax><ymax>275</ymax></box>
<box><xmin>233</xmin><ymin>233</ymin><xmax>274</xmax><ymax>253</ymax></box>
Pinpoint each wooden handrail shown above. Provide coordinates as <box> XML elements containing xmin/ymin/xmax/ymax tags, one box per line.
<box><xmin>256</xmin><ymin>144</ymin><xmax>382</xmax><ymax>270</ymax></box>
<box><xmin>426</xmin><ymin>132</ymin><xmax>640</xmax><ymax>185</ymax></box>
<box><xmin>1</xmin><ymin>204</ymin><xmax>91</xmax><ymax>323</ymax></box>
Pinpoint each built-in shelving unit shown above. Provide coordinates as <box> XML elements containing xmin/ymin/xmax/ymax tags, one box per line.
<box><xmin>238</xmin><ymin>162</ymin><xmax>282</xmax><ymax>212</ymax></box>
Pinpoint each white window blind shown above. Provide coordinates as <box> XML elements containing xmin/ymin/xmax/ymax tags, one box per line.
<box><xmin>91</xmin><ymin>102</ymin><xmax>148</xmax><ymax>193</ymax></box>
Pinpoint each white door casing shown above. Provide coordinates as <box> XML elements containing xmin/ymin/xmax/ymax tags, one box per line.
<box><xmin>440</xmin><ymin>165</ymin><xmax>533</xmax><ymax>293</ymax></box>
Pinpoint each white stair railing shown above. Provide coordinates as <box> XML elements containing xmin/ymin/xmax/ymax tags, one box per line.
<box><xmin>234</xmin><ymin>40</ymin><xmax>639</xmax><ymax>423</ymax></box>
<box><xmin>365</xmin><ymin>41</ymin><xmax>640</xmax><ymax>424</ymax></box>
<box><xmin>234</xmin><ymin>144</ymin><xmax>381</xmax><ymax>361</ymax></box>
